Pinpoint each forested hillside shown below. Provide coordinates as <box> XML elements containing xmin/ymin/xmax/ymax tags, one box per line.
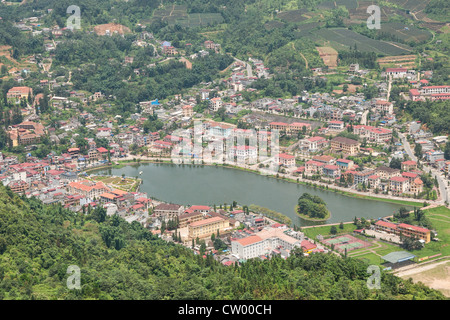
<box><xmin>0</xmin><ymin>185</ymin><xmax>445</xmax><ymax>300</ymax></box>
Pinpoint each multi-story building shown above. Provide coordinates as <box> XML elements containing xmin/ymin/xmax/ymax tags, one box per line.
<box><xmin>182</xmin><ymin>105</ymin><xmax>194</xmax><ymax>118</ymax></box>
<box><xmin>401</xmin><ymin>160</ymin><xmax>417</xmax><ymax>172</ymax></box>
<box><xmin>153</xmin><ymin>203</ymin><xmax>184</xmax><ymax>220</ymax></box>
<box><xmin>389</xmin><ymin>176</ymin><xmax>410</xmax><ymax>195</ymax></box>
<box><xmin>300</xmin><ymin>136</ymin><xmax>328</xmax><ymax>153</ymax></box>
<box><xmin>7</xmin><ymin>86</ymin><xmax>33</xmax><ymax>101</ymax></box>
<box><xmin>353</xmin><ymin>125</ymin><xmax>392</xmax><ymax>144</ymax></box>
<box><xmin>374</xmin><ymin>220</ymin><xmax>430</xmax><ymax>243</ymax></box>
<box><xmin>179</xmin><ymin>211</ymin><xmax>204</xmax><ymax>228</ymax></box>
<box><xmin>374</xmin><ymin>100</ymin><xmax>394</xmax><ymax>114</ymax></box>
<box><xmin>231</xmin><ymin>228</ymin><xmax>303</xmax><ymax>260</ymax></box>
<box><xmin>375</xmin><ymin>166</ymin><xmax>401</xmax><ymax>179</ymax></box>
<box><xmin>188</xmin><ymin>216</ymin><xmax>230</xmax><ymax>239</ymax></box>
<box><xmin>68</xmin><ymin>180</ymin><xmax>110</xmax><ymax>198</ymax></box>
<box><xmin>336</xmin><ymin>159</ymin><xmax>355</xmax><ymax>170</ymax></box>
<box><xmin>330</xmin><ymin>137</ymin><xmax>360</xmax><ymax>155</ymax></box>
<box><xmin>209</xmin><ymin>97</ymin><xmax>223</xmax><ymax>112</ymax></box>
<box><xmin>328</xmin><ymin>120</ymin><xmax>344</xmax><ymax>131</ymax></box>
<box><xmin>277</xmin><ymin>153</ymin><xmax>295</xmax><ymax>167</ymax></box>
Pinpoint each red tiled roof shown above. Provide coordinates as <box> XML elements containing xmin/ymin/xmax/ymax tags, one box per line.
<box><xmin>398</xmin><ymin>223</ymin><xmax>429</xmax><ymax>234</ymax></box>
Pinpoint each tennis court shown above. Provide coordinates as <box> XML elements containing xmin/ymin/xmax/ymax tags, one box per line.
<box><xmin>325</xmin><ymin>236</ymin><xmax>350</xmax><ymax>244</ymax></box>
<box><xmin>323</xmin><ymin>234</ymin><xmax>372</xmax><ymax>253</ymax></box>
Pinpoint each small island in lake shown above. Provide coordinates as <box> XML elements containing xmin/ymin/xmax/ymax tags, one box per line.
<box><xmin>296</xmin><ymin>193</ymin><xmax>331</xmax><ymax>221</ymax></box>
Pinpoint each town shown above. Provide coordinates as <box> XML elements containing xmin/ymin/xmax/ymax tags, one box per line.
<box><xmin>0</xmin><ymin>0</ymin><xmax>449</xmax><ymax>301</ymax></box>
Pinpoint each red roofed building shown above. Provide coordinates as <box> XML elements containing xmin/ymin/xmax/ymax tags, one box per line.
<box><xmin>68</xmin><ymin>180</ymin><xmax>110</xmax><ymax>198</ymax></box>
<box><xmin>401</xmin><ymin>160</ymin><xmax>417</xmax><ymax>172</ymax></box>
<box><xmin>305</xmin><ymin>160</ymin><xmax>325</xmax><ymax>174</ymax></box>
<box><xmin>410</xmin><ymin>177</ymin><xmax>423</xmax><ymax>194</ymax></box>
<box><xmin>385</xmin><ymin>68</ymin><xmax>408</xmax><ymax>78</ymax></box>
<box><xmin>301</xmin><ymin>240</ymin><xmax>317</xmax><ymax>253</ymax></box>
<box><xmin>7</xmin><ymin>86</ymin><xmax>33</xmax><ymax>101</ymax></box>
<box><xmin>300</xmin><ymin>136</ymin><xmax>328</xmax><ymax>152</ymax></box>
<box><xmin>190</xmin><ymin>205</ymin><xmax>211</xmax><ymax>215</ymax></box>
<box><xmin>409</xmin><ymin>89</ymin><xmax>421</xmax><ymax>101</ymax></box>
<box><xmin>398</xmin><ymin>223</ymin><xmax>430</xmax><ymax>243</ymax></box>
<box><xmin>375</xmin><ymin>220</ymin><xmax>398</xmax><ymax>233</ymax></box>
<box><xmin>389</xmin><ymin>176</ymin><xmax>410</xmax><ymax>195</ymax></box>
<box><xmin>367</xmin><ymin>175</ymin><xmax>380</xmax><ymax>189</ymax></box>
<box><xmin>277</xmin><ymin>153</ymin><xmax>295</xmax><ymax>167</ymax></box>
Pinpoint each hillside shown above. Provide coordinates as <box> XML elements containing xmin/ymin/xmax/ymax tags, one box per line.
<box><xmin>0</xmin><ymin>185</ymin><xmax>445</xmax><ymax>300</ymax></box>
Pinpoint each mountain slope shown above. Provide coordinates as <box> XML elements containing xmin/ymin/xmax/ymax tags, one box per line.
<box><xmin>0</xmin><ymin>185</ymin><xmax>445</xmax><ymax>300</ymax></box>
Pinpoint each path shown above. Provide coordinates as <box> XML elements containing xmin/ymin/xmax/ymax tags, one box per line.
<box><xmin>394</xmin><ymin>256</ymin><xmax>450</xmax><ymax>277</ymax></box>
<box><xmin>292</xmin><ymin>42</ymin><xmax>309</xmax><ymax>69</ymax></box>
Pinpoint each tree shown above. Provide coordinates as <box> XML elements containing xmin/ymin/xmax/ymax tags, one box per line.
<box><xmin>339</xmin><ymin>222</ymin><xmax>344</xmax><ymax>230</ymax></box>
<box><xmin>414</xmin><ymin>143</ymin><xmax>422</xmax><ymax>160</ymax></box>
<box><xmin>389</xmin><ymin>157</ymin><xmax>402</xmax><ymax>170</ymax></box>
<box><xmin>330</xmin><ymin>225</ymin><xmax>338</xmax><ymax>235</ymax></box>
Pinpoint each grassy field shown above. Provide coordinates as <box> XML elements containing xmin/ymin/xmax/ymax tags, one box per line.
<box><xmin>345</xmin><ymin>206</ymin><xmax>450</xmax><ymax>265</ymax></box>
<box><xmin>410</xmin><ymin>206</ymin><xmax>450</xmax><ymax>259</ymax></box>
<box><xmin>90</xmin><ymin>175</ymin><xmax>141</xmax><ymax>192</ymax></box>
<box><xmin>303</xmin><ymin>222</ymin><xmax>357</xmax><ymax>240</ymax></box>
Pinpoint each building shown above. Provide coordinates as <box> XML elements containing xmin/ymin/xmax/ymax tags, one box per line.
<box><xmin>336</xmin><ymin>159</ymin><xmax>355</xmax><ymax>170</ymax></box>
<box><xmin>353</xmin><ymin>125</ymin><xmax>392</xmax><ymax>144</ymax></box>
<box><xmin>179</xmin><ymin>211</ymin><xmax>203</xmax><ymax>228</ymax></box>
<box><xmin>375</xmin><ymin>100</ymin><xmax>394</xmax><ymax>114</ymax></box>
<box><xmin>288</xmin><ymin>122</ymin><xmax>311</xmax><ymax>135</ymax></box>
<box><xmin>153</xmin><ymin>203</ymin><xmax>184</xmax><ymax>220</ymax></box>
<box><xmin>8</xmin><ymin>121</ymin><xmax>46</xmax><ymax>147</ymax></box>
<box><xmin>188</xmin><ymin>216</ymin><xmax>230</xmax><ymax>239</ymax></box>
<box><xmin>277</xmin><ymin>153</ymin><xmax>295</xmax><ymax>167</ymax></box>
<box><xmin>374</xmin><ymin>220</ymin><xmax>430</xmax><ymax>243</ymax></box>
<box><xmin>328</xmin><ymin>120</ymin><xmax>344</xmax><ymax>131</ymax></box>
<box><xmin>322</xmin><ymin>164</ymin><xmax>340</xmax><ymax>179</ymax></box>
<box><xmin>300</xmin><ymin>136</ymin><xmax>328</xmax><ymax>153</ymax></box>
<box><xmin>209</xmin><ymin>97</ymin><xmax>223</xmax><ymax>112</ymax></box>
<box><xmin>375</xmin><ymin>166</ymin><xmax>401</xmax><ymax>179</ymax></box>
<box><xmin>330</xmin><ymin>137</ymin><xmax>360</xmax><ymax>155</ymax></box>
<box><xmin>182</xmin><ymin>105</ymin><xmax>193</xmax><ymax>118</ymax></box>
<box><xmin>7</xmin><ymin>86</ymin><xmax>33</xmax><ymax>101</ymax></box>
<box><xmin>385</xmin><ymin>68</ymin><xmax>407</xmax><ymax>79</ymax></box>
<box><xmin>401</xmin><ymin>160</ymin><xmax>417</xmax><ymax>172</ymax></box>
<box><xmin>389</xmin><ymin>176</ymin><xmax>410</xmax><ymax>195</ymax></box>
<box><xmin>68</xmin><ymin>180</ymin><xmax>110</xmax><ymax>198</ymax></box>
<box><xmin>231</xmin><ymin>227</ymin><xmax>303</xmax><ymax>260</ymax></box>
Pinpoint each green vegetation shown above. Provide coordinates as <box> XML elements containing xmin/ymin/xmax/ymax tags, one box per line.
<box><xmin>296</xmin><ymin>193</ymin><xmax>331</xmax><ymax>221</ymax></box>
<box><xmin>303</xmin><ymin>223</ymin><xmax>357</xmax><ymax>240</ymax></box>
<box><xmin>248</xmin><ymin>204</ymin><xmax>292</xmax><ymax>225</ymax></box>
<box><xmin>0</xmin><ymin>184</ymin><xmax>444</xmax><ymax>299</ymax></box>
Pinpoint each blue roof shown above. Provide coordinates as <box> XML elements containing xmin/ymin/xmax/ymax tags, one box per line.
<box><xmin>151</xmin><ymin>99</ymin><xmax>160</xmax><ymax>105</ymax></box>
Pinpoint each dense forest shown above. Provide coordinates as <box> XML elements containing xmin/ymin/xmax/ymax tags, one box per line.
<box><xmin>0</xmin><ymin>184</ymin><xmax>445</xmax><ymax>300</ymax></box>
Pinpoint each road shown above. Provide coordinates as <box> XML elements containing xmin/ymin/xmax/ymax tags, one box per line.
<box><xmin>233</xmin><ymin>57</ymin><xmax>253</xmax><ymax>78</ymax></box>
<box><xmin>360</xmin><ymin>110</ymin><xmax>369</xmax><ymax>125</ymax></box>
<box><xmin>399</xmin><ymin>132</ymin><xmax>449</xmax><ymax>205</ymax></box>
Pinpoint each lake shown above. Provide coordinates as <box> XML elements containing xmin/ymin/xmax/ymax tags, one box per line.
<box><xmin>94</xmin><ymin>163</ymin><xmax>410</xmax><ymax>226</ymax></box>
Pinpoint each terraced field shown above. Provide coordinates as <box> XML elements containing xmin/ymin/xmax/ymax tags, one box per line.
<box><xmin>150</xmin><ymin>4</ymin><xmax>224</xmax><ymax>27</ymax></box>
<box><xmin>378</xmin><ymin>22</ymin><xmax>433</xmax><ymax>43</ymax></box>
<box><xmin>277</xmin><ymin>9</ymin><xmax>310</xmax><ymax>23</ymax></box>
<box><xmin>318</xmin><ymin>0</ymin><xmax>359</xmax><ymax>10</ymax></box>
<box><xmin>309</xmin><ymin>28</ymin><xmax>413</xmax><ymax>55</ymax></box>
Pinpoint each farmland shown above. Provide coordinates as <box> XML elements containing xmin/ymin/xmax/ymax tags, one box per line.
<box><xmin>308</xmin><ymin>28</ymin><xmax>413</xmax><ymax>55</ymax></box>
<box><xmin>276</xmin><ymin>9</ymin><xmax>309</xmax><ymax>23</ymax></box>
<box><xmin>378</xmin><ymin>22</ymin><xmax>433</xmax><ymax>43</ymax></box>
<box><xmin>377</xmin><ymin>54</ymin><xmax>417</xmax><ymax>68</ymax></box>
<box><xmin>150</xmin><ymin>4</ymin><xmax>224</xmax><ymax>28</ymax></box>
<box><xmin>318</xmin><ymin>0</ymin><xmax>358</xmax><ymax>10</ymax></box>
<box><xmin>317</xmin><ymin>46</ymin><xmax>339</xmax><ymax>67</ymax></box>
